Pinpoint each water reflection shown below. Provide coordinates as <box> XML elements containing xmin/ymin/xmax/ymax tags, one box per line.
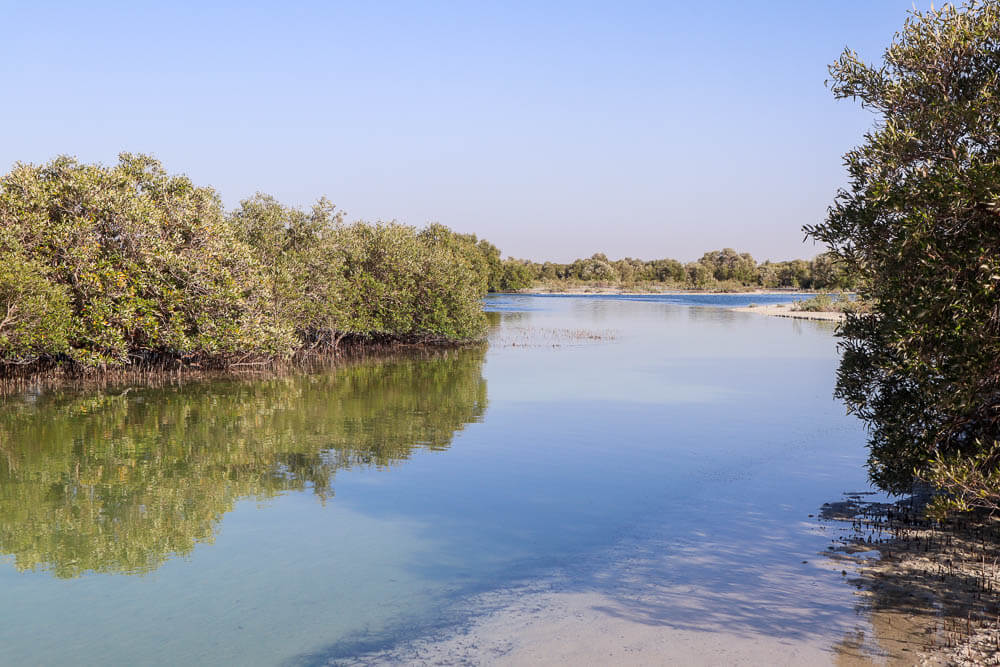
<box><xmin>0</xmin><ymin>348</ymin><xmax>487</xmax><ymax>579</ymax></box>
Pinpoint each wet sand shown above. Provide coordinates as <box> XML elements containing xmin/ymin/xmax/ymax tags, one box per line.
<box><xmin>823</xmin><ymin>496</ymin><xmax>1000</xmax><ymax>666</ymax></box>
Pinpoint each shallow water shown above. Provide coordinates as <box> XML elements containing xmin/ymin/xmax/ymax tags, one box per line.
<box><xmin>0</xmin><ymin>295</ymin><xmax>875</xmax><ymax>665</ymax></box>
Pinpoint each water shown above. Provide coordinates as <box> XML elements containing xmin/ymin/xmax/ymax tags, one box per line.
<box><xmin>0</xmin><ymin>295</ymin><xmax>874</xmax><ymax>665</ymax></box>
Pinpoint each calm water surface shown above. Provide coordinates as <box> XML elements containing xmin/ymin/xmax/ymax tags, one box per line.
<box><xmin>0</xmin><ymin>294</ymin><xmax>873</xmax><ymax>665</ymax></box>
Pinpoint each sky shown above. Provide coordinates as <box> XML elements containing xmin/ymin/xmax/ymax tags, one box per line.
<box><xmin>1</xmin><ymin>1</ymin><xmax>927</xmax><ymax>263</ymax></box>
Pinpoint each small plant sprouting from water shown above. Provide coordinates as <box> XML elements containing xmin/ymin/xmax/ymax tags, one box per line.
<box><xmin>822</xmin><ymin>493</ymin><xmax>1000</xmax><ymax>661</ymax></box>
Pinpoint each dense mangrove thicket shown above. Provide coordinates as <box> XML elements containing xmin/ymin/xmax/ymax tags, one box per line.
<box><xmin>806</xmin><ymin>2</ymin><xmax>1000</xmax><ymax>512</ymax></box>
<box><xmin>503</xmin><ymin>248</ymin><xmax>857</xmax><ymax>291</ymax></box>
<box><xmin>0</xmin><ymin>348</ymin><xmax>487</xmax><ymax>577</ymax></box>
<box><xmin>0</xmin><ymin>155</ymin><xmax>510</xmax><ymax>371</ymax></box>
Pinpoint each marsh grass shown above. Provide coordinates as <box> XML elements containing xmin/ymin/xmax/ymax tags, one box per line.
<box><xmin>489</xmin><ymin>327</ymin><xmax>618</xmax><ymax>348</ymax></box>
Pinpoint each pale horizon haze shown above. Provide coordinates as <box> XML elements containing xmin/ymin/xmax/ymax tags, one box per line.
<box><xmin>1</xmin><ymin>1</ymin><xmax>925</xmax><ymax>263</ymax></box>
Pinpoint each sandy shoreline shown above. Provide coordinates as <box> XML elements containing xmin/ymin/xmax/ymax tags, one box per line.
<box><xmin>731</xmin><ymin>303</ymin><xmax>846</xmax><ymax>321</ymax></box>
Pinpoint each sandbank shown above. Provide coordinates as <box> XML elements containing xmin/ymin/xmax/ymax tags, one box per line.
<box><xmin>731</xmin><ymin>303</ymin><xmax>846</xmax><ymax>321</ymax></box>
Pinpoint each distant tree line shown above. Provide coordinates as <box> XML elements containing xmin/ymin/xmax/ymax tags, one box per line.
<box><xmin>496</xmin><ymin>248</ymin><xmax>858</xmax><ymax>291</ymax></box>
<box><xmin>0</xmin><ymin>155</ymin><xmax>497</xmax><ymax>371</ymax></box>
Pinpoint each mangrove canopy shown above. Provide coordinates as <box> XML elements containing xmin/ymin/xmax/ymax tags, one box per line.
<box><xmin>805</xmin><ymin>1</ymin><xmax>1000</xmax><ymax>511</ymax></box>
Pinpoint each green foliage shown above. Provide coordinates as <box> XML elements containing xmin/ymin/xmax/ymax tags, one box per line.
<box><xmin>417</xmin><ymin>224</ymin><xmax>493</xmax><ymax>295</ymax></box>
<box><xmin>791</xmin><ymin>293</ymin><xmax>836</xmax><ymax>312</ymax></box>
<box><xmin>338</xmin><ymin>222</ymin><xmax>487</xmax><ymax>340</ymax></box>
<box><xmin>698</xmin><ymin>248</ymin><xmax>758</xmax><ymax>283</ymax></box>
<box><xmin>0</xmin><ymin>155</ymin><xmax>490</xmax><ymax>370</ymax></box>
<box><xmin>475</xmin><ymin>239</ymin><xmax>504</xmax><ymax>292</ymax></box>
<box><xmin>650</xmin><ymin>258</ymin><xmax>686</xmax><ymax>283</ymax></box>
<box><xmin>685</xmin><ymin>261</ymin><xmax>714</xmax><ymax>287</ymax></box>
<box><xmin>0</xmin><ymin>154</ymin><xmax>293</xmax><ymax>367</ymax></box>
<box><xmin>791</xmin><ymin>292</ymin><xmax>865</xmax><ymax>313</ymax></box>
<box><xmin>229</xmin><ymin>193</ymin><xmax>347</xmax><ymax>341</ymax></box>
<box><xmin>0</xmin><ymin>348</ymin><xmax>487</xmax><ymax>577</ymax></box>
<box><xmin>0</xmin><ymin>257</ymin><xmax>72</xmax><ymax>360</ymax></box>
<box><xmin>804</xmin><ymin>1</ymin><xmax>1000</xmax><ymax>496</ymax></box>
<box><xmin>922</xmin><ymin>442</ymin><xmax>1000</xmax><ymax>518</ymax></box>
<box><xmin>569</xmin><ymin>253</ymin><xmax>620</xmax><ymax>282</ymax></box>
<box><xmin>410</xmin><ymin>225</ymin><xmax>535</xmax><ymax>294</ymax></box>
<box><xmin>498</xmin><ymin>259</ymin><xmax>536</xmax><ymax>291</ymax></box>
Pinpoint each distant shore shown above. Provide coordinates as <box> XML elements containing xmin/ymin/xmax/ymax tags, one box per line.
<box><xmin>506</xmin><ymin>288</ymin><xmax>849</xmax><ymax>321</ymax></box>
<box><xmin>511</xmin><ymin>287</ymin><xmax>815</xmax><ymax>297</ymax></box>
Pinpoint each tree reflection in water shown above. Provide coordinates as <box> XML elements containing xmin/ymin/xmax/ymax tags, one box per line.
<box><xmin>0</xmin><ymin>347</ymin><xmax>487</xmax><ymax>578</ymax></box>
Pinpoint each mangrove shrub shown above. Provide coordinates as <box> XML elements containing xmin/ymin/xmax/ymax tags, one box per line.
<box><xmin>0</xmin><ymin>155</ymin><xmax>492</xmax><ymax>370</ymax></box>
<box><xmin>805</xmin><ymin>2</ymin><xmax>1000</xmax><ymax>507</ymax></box>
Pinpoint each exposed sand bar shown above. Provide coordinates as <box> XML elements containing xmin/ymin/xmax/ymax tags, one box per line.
<box><xmin>731</xmin><ymin>304</ymin><xmax>846</xmax><ymax>322</ymax></box>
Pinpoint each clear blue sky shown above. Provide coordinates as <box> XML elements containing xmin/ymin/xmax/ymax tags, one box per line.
<box><xmin>1</xmin><ymin>1</ymin><xmax>924</xmax><ymax>262</ymax></box>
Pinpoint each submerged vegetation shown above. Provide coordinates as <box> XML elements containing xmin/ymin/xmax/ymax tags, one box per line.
<box><xmin>0</xmin><ymin>347</ymin><xmax>486</xmax><ymax>577</ymax></box>
<box><xmin>0</xmin><ymin>155</ymin><xmax>507</xmax><ymax>372</ymax></box>
<box><xmin>806</xmin><ymin>1</ymin><xmax>1000</xmax><ymax>514</ymax></box>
